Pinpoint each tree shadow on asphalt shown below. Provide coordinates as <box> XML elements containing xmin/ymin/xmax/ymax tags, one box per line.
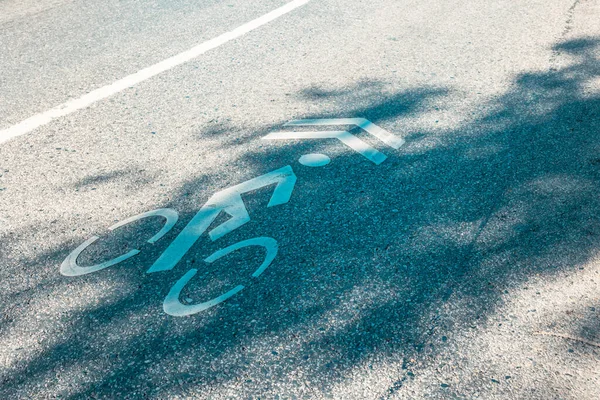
<box><xmin>1</xmin><ymin>36</ymin><xmax>600</xmax><ymax>399</ymax></box>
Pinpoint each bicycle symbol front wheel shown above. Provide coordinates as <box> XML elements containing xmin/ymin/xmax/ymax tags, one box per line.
<box><xmin>163</xmin><ymin>237</ymin><xmax>278</xmax><ymax>316</ymax></box>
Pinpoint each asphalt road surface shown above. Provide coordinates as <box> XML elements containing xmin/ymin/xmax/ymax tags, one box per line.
<box><xmin>1</xmin><ymin>0</ymin><xmax>600</xmax><ymax>398</ymax></box>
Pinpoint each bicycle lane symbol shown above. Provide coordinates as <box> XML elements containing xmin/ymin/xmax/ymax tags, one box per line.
<box><xmin>60</xmin><ymin>118</ymin><xmax>403</xmax><ymax>316</ymax></box>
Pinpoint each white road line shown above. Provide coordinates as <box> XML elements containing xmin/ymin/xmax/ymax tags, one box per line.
<box><xmin>0</xmin><ymin>0</ymin><xmax>311</xmax><ymax>145</ymax></box>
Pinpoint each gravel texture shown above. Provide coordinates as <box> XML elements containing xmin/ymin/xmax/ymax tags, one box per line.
<box><xmin>1</xmin><ymin>0</ymin><xmax>600</xmax><ymax>398</ymax></box>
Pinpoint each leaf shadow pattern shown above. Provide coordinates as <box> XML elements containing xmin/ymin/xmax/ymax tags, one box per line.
<box><xmin>1</xmin><ymin>37</ymin><xmax>600</xmax><ymax>399</ymax></box>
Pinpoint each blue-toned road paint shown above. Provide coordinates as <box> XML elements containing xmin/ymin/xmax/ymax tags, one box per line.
<box><xmin>60</xmin><ymin>208</ymin><xmax>178</xmax><ymax>277</ymax></box>
<box><xmin>163</xmin><ymin>236</ymin><xmax>278</xmax><ymax>316</ymax></box>
<box><xmin>263</xmin><ymin>118</ymin><xmax>404</xmax><ymax>165</ymax></box>
<box><xmin>298</xmin><ymin>153</ymin><xmax>331</xmax><ymax>167</ymax></box>
<box><xmin>264</xmin><ymin>130</ymin><xmax>387</xmax><ymax>165</ymax></box>
<box><xmin>60</xmin><ymin>236</ymin><xmax>141</xmax><ymax>277</ymax></box>
<box><xmin>285</xmin><ymin>118</ymin><xmax>405</xmax><ymax>149</ymax></box>
<box><xmin>147</xmin><ymin>166</ymin><xmax>296</xmax><ymax>274</ymax></box>
<box><xmin>110</xmin><ymin>208</ymin><xmax>179</xmax><ymax>244</ymax></box>
<box><xmin>204</xmin><ymin>237</ymin><xmax>278</xmax><ymax>278</ymax></box>
<box><xmin>164</xmin><ymin>269</ymin><xmax>245</xmax><ymax>317</ymax></box>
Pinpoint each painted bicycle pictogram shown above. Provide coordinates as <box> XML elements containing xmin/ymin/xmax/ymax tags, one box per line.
<box><xmin>60</xmin><ymin>118</ymin><xmax>403</xmax><ymax>316</ymax></box>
